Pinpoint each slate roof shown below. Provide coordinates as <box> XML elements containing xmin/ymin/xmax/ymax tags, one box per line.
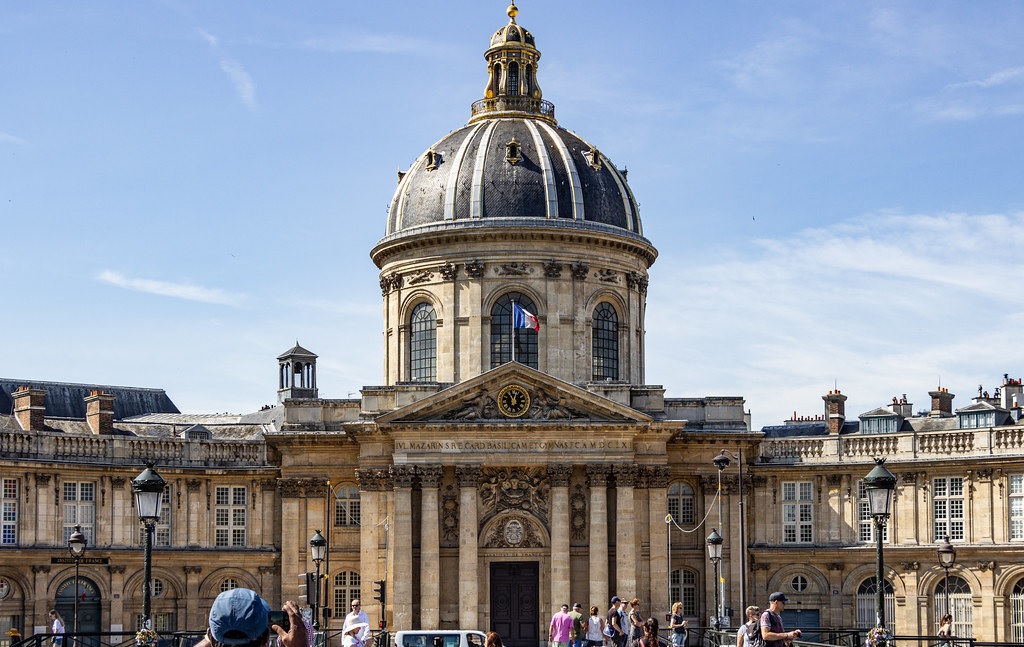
<box><xmin>0</xmin><ymin>379</ymin><xmax>179</xmax><ymax>419</ymax></box>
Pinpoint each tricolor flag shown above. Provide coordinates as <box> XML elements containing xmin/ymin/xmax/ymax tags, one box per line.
<box><xmin>512</xmin><ymin>302</ymin><xmax>540</xmax><ymax>332</ymax></box>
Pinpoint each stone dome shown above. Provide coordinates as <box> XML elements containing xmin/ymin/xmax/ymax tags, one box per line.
<box><xmin>379</xmin><ymin>1</ymin><xmax>646</xmax><ymax>245</ymax></box>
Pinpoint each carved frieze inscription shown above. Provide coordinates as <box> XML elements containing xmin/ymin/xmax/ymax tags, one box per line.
<box><xmin>395</xmin><ymin>438</ymin><xmax>630</xmax><ymax>453</ymax></box>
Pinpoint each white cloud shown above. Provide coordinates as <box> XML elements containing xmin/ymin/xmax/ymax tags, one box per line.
<box><xmin>97</xmin><ymin>270</ymin><xmax>245</xmax><ymax>306</ymax></box>
<box><xmin>199</xmin><ymin>28</ymin><xmax>257</xmax><ymax>110</ymax></box>
<box><xmin>0</xmin><ymin>131</ymin><xmax>24</xmax><ymax>145</ymax></box>
<box><xmin>645</xmin><ymin>211</ymin><xmax>1024</xmax><ymax>429</ymax></box>
<box><xmin>947</xmin><ymin>67</ymin><xmax>1024</xmax><ymax>91</ymax></box>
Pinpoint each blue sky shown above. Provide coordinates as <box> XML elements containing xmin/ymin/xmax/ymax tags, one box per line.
<box><xmin>3</xmin><ymin>1</ymin><xmax>1023</xmax><ymax>429</ymax></box>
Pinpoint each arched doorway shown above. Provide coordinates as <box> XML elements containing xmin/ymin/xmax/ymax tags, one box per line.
<box><xmin>55</xmin><ymin>576</ymin><xmax>101</xmax><ymax>647</ymax></box>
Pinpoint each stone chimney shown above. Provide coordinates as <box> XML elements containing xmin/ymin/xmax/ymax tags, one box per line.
<box><xmin>822</xmin><ymin>389</ymin><xmax>847</xmax><ymax>435</ymax></box>
<box><xmin>85</xmin><ymin>390</ymin><xmax>116</xmax><ymax>435</ymax></box>
<box><xmin>889</xmin><ymin>394</ymin><xmax>913</xmax><ymax>418</ymax></box>
<box><xmin>1001</xmin><ymin>374</ymin><xmax>1022</xmax><ymax>411</ymax></box>
<box><xmin>12</xmin><ymin>386</ymin><xmax>47</xmax><ymax>431</ymax></box>
<box><xmin>929</xmin><ymin>387</ymin><xmax>955</xmax><ymax>418</ymax></box>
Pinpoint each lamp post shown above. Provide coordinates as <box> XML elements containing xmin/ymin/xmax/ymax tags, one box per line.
<box><xmin>706</xmin><ymin>528</ymin><xmax>723</xmax><ymax>634</ymax></box>
<box><xmin>864</xmin><ymin>458</ymin><xmax>896</xmax><ymax>634</ymax></box>
<box><xmin>712</xmin><ymin>449</ymin><xmax>746</xmax><ymax>612</ymax></box>
<box><xmin>937</xmin><ymin>535</ymin><xmax>956</xmax><ymax>617</ymax></box>
<box><xmin>68</xmin><ymin>525</ymin><xmax>87</xmax><ymax>647</ymax></box>
<box><xmin>309</xmin><ymin>530</ymin><xmax>327</xmax><ymax>631</ymax></box>
<box><xmin>132</xmin><ymin>465</ymin><xmax>166</xmax><ymax>629</ymax></box>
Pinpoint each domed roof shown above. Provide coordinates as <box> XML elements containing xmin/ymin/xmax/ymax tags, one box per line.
<box><xmin>379</xmin><ymin>3</ymin><xmax>647</xmax><ymax>246</ymax></box>
<box><xmin>385</xmin><ymin>120</ymin><xmax>642</xmax><ymax>236</ymax></box>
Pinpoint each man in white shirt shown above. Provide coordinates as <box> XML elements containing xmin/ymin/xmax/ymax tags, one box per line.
<box><xmin>345</xmin><ymin>600</ymin><xmax>370</xmax><ymax>647</ymax></box>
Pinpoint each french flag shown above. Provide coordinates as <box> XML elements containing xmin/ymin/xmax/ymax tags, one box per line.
<box><xmin>512</xmin><ymin>302</ymin><xmax>540</xmax><ymax>332</ymax></box>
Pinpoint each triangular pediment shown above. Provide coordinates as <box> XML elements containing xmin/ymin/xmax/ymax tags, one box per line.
<box><xmin>376</xmin><ymin>363</ymin><xmax>652</xmax><ymax>425</ymax></box>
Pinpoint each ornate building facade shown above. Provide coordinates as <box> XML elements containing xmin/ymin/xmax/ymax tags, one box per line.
<box><xmin>2</xmin><ymin>5</ymin><xmax>1024</xmax><ymax>647</ymax></box>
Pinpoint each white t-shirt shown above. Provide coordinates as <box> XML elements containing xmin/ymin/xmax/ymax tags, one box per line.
<box><xmin>586</xmin><ymin>616</ymin><xmax>604</xmax><ymax>642</ymax></box>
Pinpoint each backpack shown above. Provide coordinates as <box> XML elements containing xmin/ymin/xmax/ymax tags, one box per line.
<box><xmin>746</xmin><ymin>620</ymin><xmax>765</xmax><ymax>647</ymax></box>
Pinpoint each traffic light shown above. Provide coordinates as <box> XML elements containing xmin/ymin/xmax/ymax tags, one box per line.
<box><xmin>298</xmin><ymin>572</ymin><xmax>317</xmax><ymax>607</ymax></box>
<box><xmin>372</xmin><ymin>579</ymin><xmax>386</xmax><ymax>606</ymax></box>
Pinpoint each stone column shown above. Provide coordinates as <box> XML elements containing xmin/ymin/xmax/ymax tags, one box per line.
<box><xmin>646</xmin><ymin>467</ymin><xmax>669</xmax><ymax>614</ymax></box>
<box><xmin>278</xmin><ymin>479</ymin><xmax>309</xmax><ymax>602</ymax></box>
<box><xmin>457</xmin><ymin>466</ymin><xmax>481</xmax><ymax>629</ymax></box>
<box><xmin>392</xmin><ymin>465</ymin><xmax>416</xmax><ymax>630</ymax></box>
<box><xmin>183</xmin><ymin>566</ymin><xmax>203</xmax><ymax>630</ymax></box>
<box><xmin>357</xmin><ymin>469</ymin><xmax>392</xmax><ymax>624</ymax></box>
<box><xmin>587</xmin><ymin>465</ymin><xmax>611</xmax><ymax>606</ymax></box>
<box><xmin>107</xmin><ymin>565</ymin><xmax>126</xmax><ymax>629</ymax></box>
<box><xmin>32</xmin><ymin>565</ymin><xmax>51</xmax><ymax>632</ymax></box>
<box><xmin>32</xmin><ymin>474</ymin><xmax>52</xmax><ymax>548</ymax></box>
<box><xmin>186</xmin><ymin>479</ymin><xmax>203</xmax><ymax>548</ymax></box>
<box><xmin>614</xmin><ymin>465</ymin><xmax>637</xmax><ymax>599</ymax></box>
<box><xmin>419</xmin><ymin>466</ymin><xmax>444</xmax><ymax>629</ymax></box>
<box><xmin>549</xmin><ymin>465</ymin><xmax>573</xmax><ymax>608</ymax></box>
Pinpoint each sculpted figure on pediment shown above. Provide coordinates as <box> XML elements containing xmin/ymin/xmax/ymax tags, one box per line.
<box><xmin>449</xmin><ymin>390</ymin><xmax>499</xmax><ymax>420</ymax></box>
<box><xmin>527</xmin><ymin>388</ymin><xmax>574</xmax><ymax>420</ymax></box>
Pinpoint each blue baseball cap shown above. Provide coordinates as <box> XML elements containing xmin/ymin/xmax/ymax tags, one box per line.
<box><xmin>209</xmin><ymin>588</ymin><xmax>270</xmax><ymax>645</ymax></box>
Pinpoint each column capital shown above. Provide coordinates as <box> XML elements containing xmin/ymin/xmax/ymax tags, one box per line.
<box><xmin>456</xmin><ymin>465</ymin><xmax>482</xmax><ymax>488</ymax></box>
<box><xmin>548</xmin><ymin>464</ymin><xmax>573</xmax><ymax>487</ymax></box>
<box><xmin>614</xmin><ymin>464</ymin><xmax>637</xmax><ymax>487</ymax></box>
<box><xmin>586</xmin><ymin>464</ymin><xmax>612</xmax><ymax>486</ymax></box>
<box><xmin>278</xmin><ymin>477</ymin><xmax>329</xmax><ymax>498</ymax></box>
<box><xmin>641</xmin><ymin>465</ymin><xmax>670</xmax><ymax>488</ymax></box>
<box><xmin>107</xmin><ymin>565</ymin><xmax>126</xmax><ymax>574</ymax></box>
<box><xmin>357</xmin><ymin>468</ymin><xmax>394</xmax><ymax>491</ymax></box>
<box><xmin>183</xmin><ymin>565</ymin><xmax>203</xmax><ymax>575</ymax></box>
<box><xmin>418</xmin><ymin>465</ymin><xmax>444</xmax><ymax>488</ymax></box>
<box><xmin>392</xmin><ymin>465</ymin><xmax>417</xmax><ymax>489</ymax></box>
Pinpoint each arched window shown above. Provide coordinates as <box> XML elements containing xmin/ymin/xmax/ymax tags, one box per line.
<box><xmin>220</xmin><ymin>578</ymin><xmax>239</xmax><ymax>593</ymax></box>
<box><xmin>935</xmin><ymin>576</ymin><xmax>972</xmax><ymax>637</ymax></box>
<box><xmin>524</xmin><ymin>64</ymin><xmax>533</xmax><ymax>96</ymax></box>
<box><xmin>667</xmin><ymin>482</ymin><xmax>695</xmax><ymax>526</ymax></box>
<box><xmin>410</xmin><ymin>302</ymin><xmax>437</xmax><ymax>381</ymax></box>
<box><xmin>334</xmin><ymin>486</ymin><xmax>361</xmax><ymax>527</ymax></box>
<box><xmin>592</xmin><ymin>302</ymin><xmax>619</xmax><ymax>380</ymax></box>
<box><xmin>669</xmin><ymin>569</ymin><xmax>697</xmax><ymax>616</ymax></box>
<box><xmin>333</xmin><ymin>571</ymin><xmax>361</xmax><ymax>619</ymax></box>
<box><xmin>1011</xmin><ymin>578</ymin><xmax>1024</xmax><ymax>643</ymax></box>
<box><xmin>856</xmin><ymin>578</ymin><xmax>894</xmax><ymax>630</ymax></box>
<box><xmin>507</xmin><ymin>62</ymin><xmax>520</xmax><ymax>96</ymax></box>
<box><xmin>491</xmin><ymin>293</ymin><xmax>538</xmax><ymax>369</ymax></box>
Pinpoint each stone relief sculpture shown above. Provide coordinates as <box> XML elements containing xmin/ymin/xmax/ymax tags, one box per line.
<box><xmin>482</xmin><ymin>514</ymin><xmax>544</xmax><ymax>548</ymax></box>
<box><xmin>441</xmin><ymin>484</ymin><xmax>459</xmax><ymax>545</ymax></box>
<box><xmin>407</xmin><ymin>269</ymin><xmax>433</xmax><ymax>285</ymax></box>
<box><xmin>527</xmin><ymin>388</ymin><xmax>574</xmax><ymax>419</ymax></box>
<box><xmin>595</xmin><ymin>268</ymin><xmax>618</xmax><ymax>282</ymax></box>
<box><xmin>480</xmin><ymin>467</ymin><xmax>549</xmax><ymax>525</ymax></box>
<box><xmin>570</xmin><ymin>261</ymin><xmax>589</xmax><ymax>280</ymax></box>
<box><xmin>495</xmin><ymin>263</ymin><xmax>530</xmax><ymax>276</ymax></box>
<box><xmin>542</xmin><ymin>260</ymin><xmax>563</xmax><ymax>278</ymax></box>
<box><xmin>570</xmin><ymin>484</ymin><xmax>587</xmax><ymax>541</ymax></box>
<box><xmin>465</xmin><ymin>259</ymin><xmax>485</xmax><ymax>278</ymax></box>
<box><xmin>449</xmin><ymin>390</ymin><xmax>498</xmax><ymax>419</ymax></box>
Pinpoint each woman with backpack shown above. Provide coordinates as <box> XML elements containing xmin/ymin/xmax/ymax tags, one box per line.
<box><xmin>737</xmin><ymin>606</ymin><xmax>761</xmax><ymax>647</ymax></box>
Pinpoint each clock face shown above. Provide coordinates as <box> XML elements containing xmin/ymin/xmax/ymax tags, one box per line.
<box><xmin>497</xmin><ymin>384</ymin><xmax>531</xmax><ymax>418</ymax></box>
<box><xmin>0</xmin><ymin>577</ymin><xmax>10</xmax><ymax>600</ymax></box>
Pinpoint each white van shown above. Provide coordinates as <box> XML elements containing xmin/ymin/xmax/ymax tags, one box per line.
<box><xmin>393</xmin><ymin>630</ymin><xmax>487</xmax><ymax>647</ymax></box>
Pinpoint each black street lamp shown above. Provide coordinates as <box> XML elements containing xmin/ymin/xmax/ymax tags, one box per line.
<box><xmin>706</xmin><ymin>528</ymin><xmax>723</xmax><ymax>633</ymax></box>
<box><xmin>864</xmin><ymin>458</ymin><xmax>896</xmax><ymax>635</ymax></box>
<box><xmin>937</xmin><ymin>535</ymin><xmax>957</xmax><ymax>616</ymax></box>
<box><xmin>68</xmin><ymin>525</ymin><xmax>87</xmax><ymax>647</ymax></box>
<box><xmin>712</xmin><ymin>449</ymin><xmax>747</xmax><ymax>610</ymax></box>
<box><xmin>132</xmin><ymin>465</ymin><xmax>166</xmax><ymax>629</ymax></box>
<box><xmin>309</xmin><ymin>530</ymin><xmax>327</xmax><ymax>630</ymax></box>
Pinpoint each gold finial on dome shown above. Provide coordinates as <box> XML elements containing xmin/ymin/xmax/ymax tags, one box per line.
<box><xmin>507</xmin><ymin>1</ymin><xmax>518</xmax><ymax>23</ymax></box>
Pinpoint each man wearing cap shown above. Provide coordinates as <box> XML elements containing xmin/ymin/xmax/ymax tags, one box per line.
<box><xmin>550</xmin><ymin>604</ymin><xmax>574</xmax><ymax>647</ymax></box>
<box><xmin>606</xmin><ymin>598</ymin><xmax>625</xmax><ymax>647</ymax></box>
<box><xmin>760</xmin><ymin>593</ymin><xmax>800</xmax><ymax>647</ymax></box>
<box><xmin>198</xmin><ymin>588</ymin><xmax>307</xmax><ymax>647</ymax></box>
<box><xmin>568</xmin><ymin>603</ymin><xmax>585</xmax><ymax>647</ymax></box>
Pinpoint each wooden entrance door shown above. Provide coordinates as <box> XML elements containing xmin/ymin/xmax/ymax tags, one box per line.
<box><xmin>490</xmin><ymin>562</ymin><xmax>538</xmax><ymax>647</ymax></box>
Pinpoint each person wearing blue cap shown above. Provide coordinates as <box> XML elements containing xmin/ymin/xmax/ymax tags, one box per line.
<box><xmin>196</xmin><ymin>588</ymin><xmax>308</xmax><ymax>647</ymax></box>
<box><xmin>759</xmin><ymin>593</ymin><xmax>800</xmax><ymax>647</ymax></box>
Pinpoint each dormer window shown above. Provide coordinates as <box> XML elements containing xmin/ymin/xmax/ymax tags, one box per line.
<box><xmin>585</xmin><ymin>146</ymin><xmax>602</xmax><ymax>171</ymax></box>
<box><xmin>860</xmin><ymin>416</ymin><xmax>898</xmax><ymax>434</ymax></box>
<box><xmin>505</xmin><ymin>137</ymin><xmax>522</xmax><ymax>165</ymax></box>
<box><xmin>959</xmin><ymin>411</ymin><xmax>995</xmax><ymax>429</ymax></box>
<box><xmin>425</xmin><ymin>149</ymin><xmax>440</xmax><ymax>171</ymax></box>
